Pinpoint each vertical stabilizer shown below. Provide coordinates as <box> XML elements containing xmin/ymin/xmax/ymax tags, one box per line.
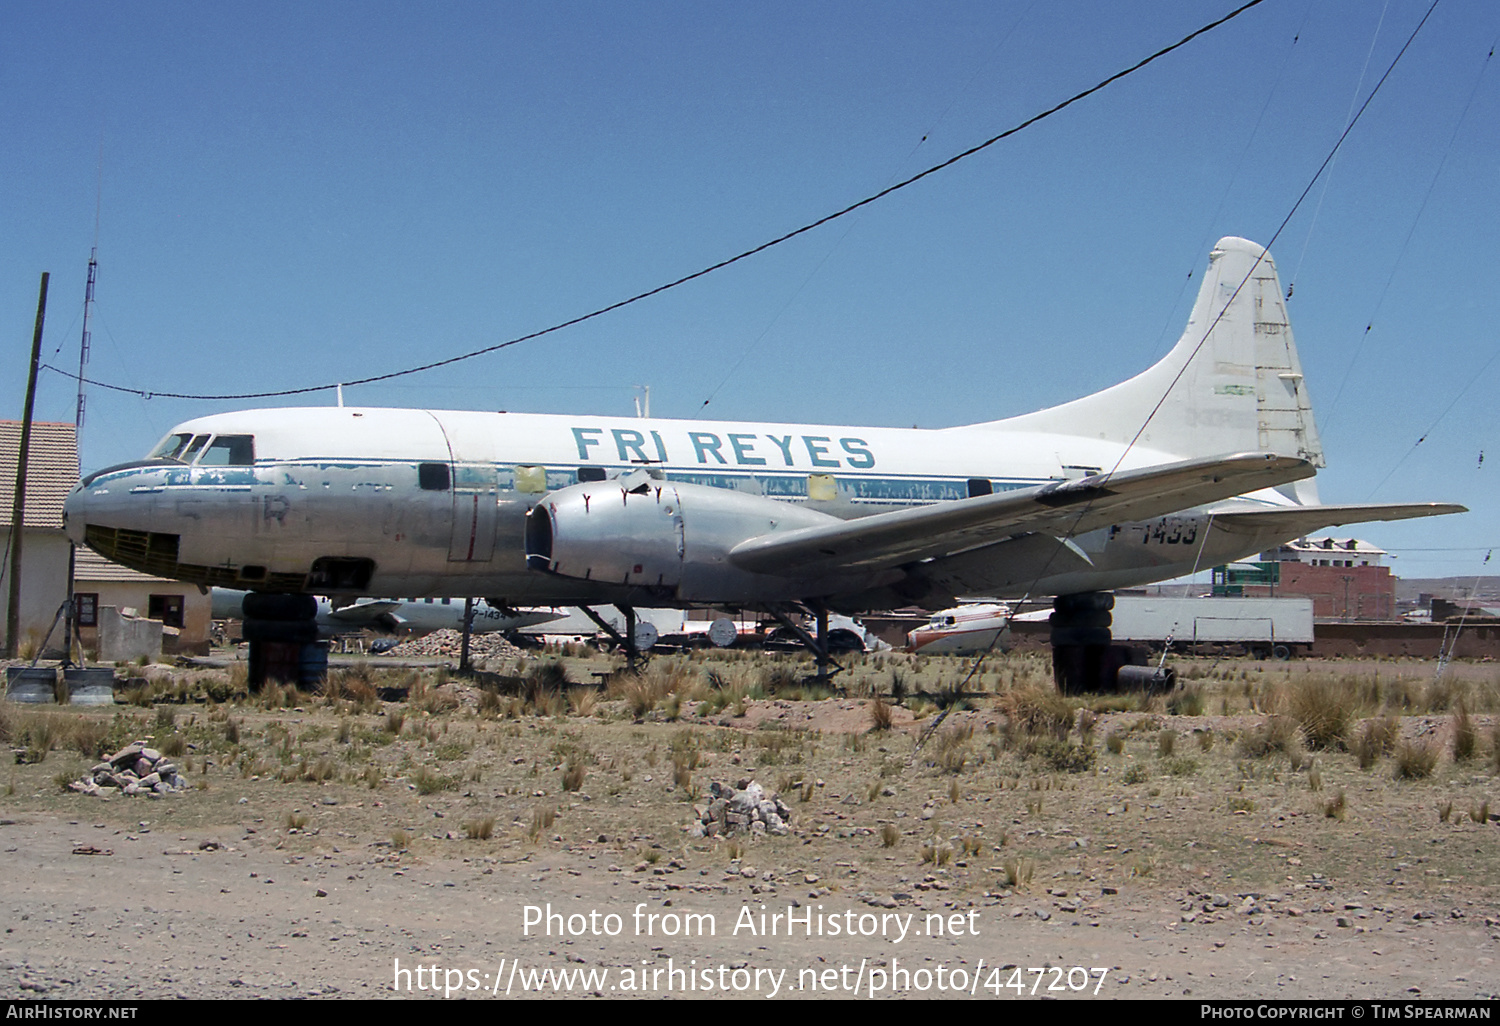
<box><xmin>992</xmin><ymin>237</ymin><xmax>1325</xmax><ymax>468</ymax></box>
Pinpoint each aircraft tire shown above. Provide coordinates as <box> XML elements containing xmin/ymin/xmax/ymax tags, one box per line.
<box><xmin>1049</xmin><ymin>626</ymin><xmax>1113</xmax><ymax>647</ymax></box>
<box><xmin>1053</xmin><ymin>592</ymin><xmax>1115</xmax><ymax>615</ymax></box>
<box><xmin>242</xmin><ymin>617</ymin><xmax>320</xmax><ymax>644</ymax></box>
<box><xmin>242</xmin><ymin>593</ymin><xmax>318</xmax><ymax>622</ymax></box>
<box><xmin>1047</xmin><ymin>610</ymin><xmax>1112</xmax><ymax>630</ymax></box>
<box><xmin>1052</xmin><ymin>643</ymin><xmax>1111</xmax><ymax>695</ymax></box>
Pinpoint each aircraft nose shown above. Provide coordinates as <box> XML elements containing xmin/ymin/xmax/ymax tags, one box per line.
<box><xmin>62</xmin><ymin>484</ymin><xmax>86</xmax><ymax>545</ymax></box>
<box><xmin>63</xmin><ymin>460</ymin><xmax>175</xmax><ymax>554</ymax></box>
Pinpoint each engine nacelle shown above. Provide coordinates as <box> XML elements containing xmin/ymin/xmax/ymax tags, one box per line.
<box><xmin>525</xmin><ymin>473</ymin><xmax>844</xmax><ymax>601</ymax></box>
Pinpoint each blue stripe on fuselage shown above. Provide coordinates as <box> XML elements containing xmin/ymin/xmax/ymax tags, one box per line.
<box><xmin>108</xmin><ymin>458</ymin><xmax>1050</xmax><ymax>507</ymax></box>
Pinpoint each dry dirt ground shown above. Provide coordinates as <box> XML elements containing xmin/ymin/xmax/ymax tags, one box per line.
<box><xmin>2</xmin><ymin>650</ymin><xmax>1499</xmax><ymax>1001</ymax></box>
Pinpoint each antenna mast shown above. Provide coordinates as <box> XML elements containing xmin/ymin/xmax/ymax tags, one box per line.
<box><xmin>75</xmin><ymin>247</ymin><xmax>96</xmax><ymax>431</ymax></box>
<box><xmin>76</xmin><ymin>146</ymin><xmax>102</xmax><ymax>434</ymax></box>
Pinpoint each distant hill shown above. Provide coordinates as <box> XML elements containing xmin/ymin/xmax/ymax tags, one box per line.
<box><xmin>1395</xmin><ymin>577</ymin><xmax>1500</xmax><ymax>603</ymax></box>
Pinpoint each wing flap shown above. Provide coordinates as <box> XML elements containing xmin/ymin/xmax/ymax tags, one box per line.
<box><xmin>728</xmin><ymin>452</ymin><xmax>1314</xmax><ymax>577</ymax></box>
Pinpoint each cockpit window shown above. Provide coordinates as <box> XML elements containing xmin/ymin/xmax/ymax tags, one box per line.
<box><xmin>181</xmin><ymin>435</ymin><xmax>210</xmax><ymax>462</ymax></box>
<box><xmin>148</xmin><ymin>433</ymin><xmax>196</xmax><ymax>461</ymax></box>
<box><xmin>146</xmin><ymin>432</ymin><xmax>255</xmax><ymax>466</ymax></box>
<box><xmin>199</xmin><ymin>435</ymin><xmax>255</xmax><ymax>466</ymax></box>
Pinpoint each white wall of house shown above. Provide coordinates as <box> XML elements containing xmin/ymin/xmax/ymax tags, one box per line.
<box><xmin>76</xmin><ymin>582</ymin><xmax>212</xmax><ymax>655</ymax></box>
<box><xmin>0</xmin><ymin>529</ymin><xmax>72</xmax><ymax>654</ymax></box>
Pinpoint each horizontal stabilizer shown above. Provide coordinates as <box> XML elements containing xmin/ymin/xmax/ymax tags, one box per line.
<box><xmin>729</xmin><ymin>452</ymin><xmax>1314</xmax><ymax>578</ymax></box>
<box><xmin>1212</xmin><ymin>503</ymin><xmax>1467</xmax><ymax>538</ymax></box>
<box><xmin>324</xmin><ymin>600</ymin><xmax>404</xmax><ymax>624</ymax></box>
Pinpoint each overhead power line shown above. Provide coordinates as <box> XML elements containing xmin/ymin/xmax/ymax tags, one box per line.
<box><xmin>41</xmin><ymin>0</ymin><xmax>1268</xmax><ymax>403</ymax></box>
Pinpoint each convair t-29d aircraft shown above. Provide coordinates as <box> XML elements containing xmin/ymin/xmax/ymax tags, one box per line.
<box><xmin>63</xmin><ymin>238</ymin><xmax>1462</xmax><ymax>683</ymax></box>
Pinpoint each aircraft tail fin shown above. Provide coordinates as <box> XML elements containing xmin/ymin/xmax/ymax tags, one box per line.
<box><xmin>992</xmin><ymin>237</ymin><xmax>1325</xmax><ymax>472</ymax></box>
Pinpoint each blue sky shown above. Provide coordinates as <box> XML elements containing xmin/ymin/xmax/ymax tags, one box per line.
<box><xmin>4</xmin><ymin>0</ymin><xmax>1497</xmax><ymax>579</ymax></box>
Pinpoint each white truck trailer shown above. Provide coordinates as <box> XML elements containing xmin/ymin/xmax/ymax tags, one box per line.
<box><xmin>1110</xmin><ymin>595</ymin><xmax>1314</xmax><ymax>658</ymax></box>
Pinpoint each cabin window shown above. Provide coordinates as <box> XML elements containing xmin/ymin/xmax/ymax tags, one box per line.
<box><xmin>198</xmin><ymin>435</ymin><xmax>256</xmax><ymax>466</ymax></box>
<box><xmin>807</xmin><ymin>474</ymin><xmax>838</xmax><ymax>502</ymax></box>
<box><xmin>966</xmin><ymin>478</ymin><xmax>993</xmax><ymax>497</ymax></box>
<box><xmin>514</xmin><ymin>465</ymin><xmax>548</xmax><ymax>494</ymax></box>
<box><xmin>419</xmin><ymin>462</ymin><xmax>451</xmax><ymax>491</ymax></box>
<box><xmin>577</xmin><ymin>466</ymin><xmax>607</xmax><ymax>483</ymax></box>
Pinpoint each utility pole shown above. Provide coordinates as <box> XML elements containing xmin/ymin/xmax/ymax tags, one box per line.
<box><xmin>62</xmin><ymin>251</ymin><xmax>97</xmax><ymax>666</ymax></box>
<box><xmin>6</xmin><ymin>272</ymin><xmax>49</xmax><ymax>658</ymax></box>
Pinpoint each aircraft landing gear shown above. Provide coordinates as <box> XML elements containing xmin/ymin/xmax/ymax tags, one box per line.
<box><xmin>1049</xmin><ymin>591</ymin><xmax>1172</xmax><ymax>694</ymax></box>
<box><xmin>764</xmin><ymin>602</ymin><xmax>844</xmax><ymax>687</ymax></box>
<box><xmin>1049</xmin><ymin>591</ymin><xmax>1114</xmax><ymax>695</ymax></box>
<box><xmin>577</xmin><ymin>605</ymin><xmax>654</xmax><ymax>674</ymax></box>
<box><xmin>241</xmin><ymin>593</ymin><xmax>326</xmax><ymax>689</ymax></box>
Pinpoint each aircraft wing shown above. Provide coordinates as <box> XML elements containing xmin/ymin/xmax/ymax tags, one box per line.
<box><xmin>1210</xmin><ymin>503</ymin><xmax>1467</xmax><ymax>537</ymax></box>
<box><xmin>728</xmin><ymin>452</ymin><xmax>1314</xmax><ymax>577</ymax></box>
<box><xmin>324</xmin><ymin>600</ymin><xmax>405</xmax><ymax>625</ymax></box>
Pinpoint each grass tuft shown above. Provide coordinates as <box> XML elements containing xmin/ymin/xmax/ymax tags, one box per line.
<box><xmin>1237</xmin><ymin>715</ymin><xmax>1301</xmax><ymax>760</ymax></box>
<box><xmin>414</xmin><ymin>767</ymin><xmax>457</xmax><ymax>794</ymax></box>
<box><xmin>1353</xmin><ymin>717</ymin><xmax>1398</xmax><ymax>769</ymax></box>
<box><xmin>1000</xmin><ymin>857</ymin><xmax>1034</xmax><ymax>889</ymax></box>
<box><xmin>999</xmin><ymin>682</ymin><xmax>1073</xmax><ymax>742</ymax></box>
<box><xmin>463</xmin><ymin>816</ymin><xmax>496</xmax><ymax>840</ymax></box>
<box><xmin>1287</xmin><ymin>675</ymin><xmax>1360</xmax><ymax>751</ymax></box>
<box><xmin>1452</xmin><ymin>701</ymin><xmax>1476</xmax><ymax>762</ymax></box>
<box><xmin>527</xmin><ymin>805</ymin><xmax>557</xmax><ymax>843</ymax></box>
<box><xmin>1394</xmin><ymin>738</ymin><xmax>1438</xmax><ymax>780</ymax></box>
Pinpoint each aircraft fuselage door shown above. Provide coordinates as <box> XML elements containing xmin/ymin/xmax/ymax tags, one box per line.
<box><xmin>449</xmin><ymin>461</ymin><xmax>498</xmax><ymax>562</ymax></box>
<box><xmin>429</xmin><ymin>414</ymin><xmax>499</xmax><ymax>563</ymax></box>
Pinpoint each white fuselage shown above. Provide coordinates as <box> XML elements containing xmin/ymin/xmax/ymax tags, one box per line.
<box><xmin>209</xmin><ymin>588</ymin><xmax>562</xmax><ymax>638</ymax></box>
<box><xmin>63</xmin><ymin>404</ymin><xmax>1293</xmax><ymax>609</ymax></box>
<box><xmin>907</xmin><ymin>603</ymin><xmax>1015</xmax><ymax>655</ymax></box>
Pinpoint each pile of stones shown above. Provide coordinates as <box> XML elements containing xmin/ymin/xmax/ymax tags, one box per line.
<box><xmin>381</xmin><ymin>630</ymin><xmax>524</xmax><ymax>660</ymax></box>
<box><xmin>68</xmin><ymin>742</ymin><xmax>190</xmax><ymax>797</ymax></box>
<box><xmin>688</xmin><ymin>780</ymin><xmax>792</xmax><ymax>838</ymax></box>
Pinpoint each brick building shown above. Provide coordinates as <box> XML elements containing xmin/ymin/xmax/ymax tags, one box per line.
<box><xmin>1245</xmin><ymin>537</ymin><xmax>1397</xmax><ymax>620</ymax></box>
